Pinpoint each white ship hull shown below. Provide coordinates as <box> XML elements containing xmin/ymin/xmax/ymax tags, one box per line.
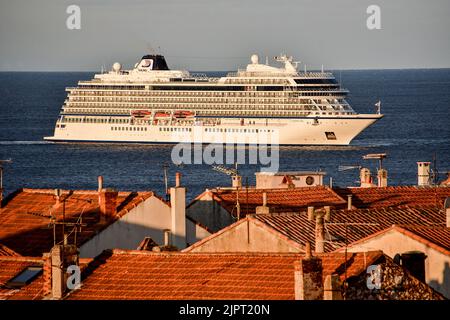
<box><xmin>44</xmin><ymin>114</ymin><xmax>381</xmax><ymax>145</ymax></box>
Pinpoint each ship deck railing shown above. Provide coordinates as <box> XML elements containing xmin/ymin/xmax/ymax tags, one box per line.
<box><xmin>227</xmin><ymin>70</ymin><xmax>334</xmax><ymax>78</ymax></box>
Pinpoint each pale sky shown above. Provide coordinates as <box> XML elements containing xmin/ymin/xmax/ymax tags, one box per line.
<box><xmin>1</xmin><ymin>0</ymin><xmax>449</xmax><ymax>71</ymax></box>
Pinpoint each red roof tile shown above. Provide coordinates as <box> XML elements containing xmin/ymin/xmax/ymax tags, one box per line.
<box><xmin>347</xmin><ymin>225</ymin><xmax>450</xmax><ymax>256</ymax></box>
<box><xmin>190</xmin><ymin>186</ymin><xmax>347</xmax><ymax>217</ymax></box>
<box><xmin>0</xmin><ymin>255</ymin><xmax>92</xmax><ymax>300</ymax></box>
<box><xmin>252</xmin><ymin>206</ymin><xmax>445</xmax><ymax>252</ymax></box>
<box><xmin>0</xmin><ymin>256</ymin><xmax>44</xmax><ymax>300</ymax></box>
<box><xmin>396</xmin><ymin>225</ymin><xmax>450</xmax><ymax>254</ymax></box>
<box><xmin>0</xmin><ymin>243</ymin><xmax>20</xmax><ymax>257</ymax></box>
<box><xmin>334</xmin><ymin>186</ymin><xmax>450</xmax><ymax>209</ymax></box>
<box><xmin>66</xmin><ymin>250</ymin><xmax>384</xmax><ymax>300</ymax></box>
<box><xmin>0</xmin><ymin>189</ymin><xmax>155</xmax><ymax>257</ymax></box>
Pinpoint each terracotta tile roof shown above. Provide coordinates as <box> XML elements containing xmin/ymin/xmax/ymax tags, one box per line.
<box><xmin>252</xmin><ymin>206</ymin><xmax>445</xmax><ymax>252</ymax></box>
<box><xmin>396</xmin><ymin>225</ymin><xmax>450</xmax><ymax>254</ymax></box>
<box><xmin>334</xmin><ymin>186</ymin><xmax>450</xmax><ymax>209</ymax></box>
<box><xmin>0</xmin><ymin>189</ymin><xmax>155</xmax><ymax>257</ymax></box>
<box><xmin>0</xmin><ymin>256</ymin><xmax>44</xmax><ymax>300</ymax></box>
<box><xmin>190</xmin><ymin>186</ymin><xmax>347</xmax><ymax>217</ymax></box>
<box><xmin>66</xmin><ymin>250</ymin><xmax>384</xmax><ymax>300</ymax></box>
<box><xmin>0</xmin><ymin>243</ymin><xmax>20</xmax><ymax>257</ymax></box>
<box><xmin>0</xmin><ymin>255</ymin><xmax>92</xmax><ymax>300</ymax></box>
<box><xmin>347</xmin><ymin>225</ymin><xmax>450</xmax><ymax>256</ymax></box>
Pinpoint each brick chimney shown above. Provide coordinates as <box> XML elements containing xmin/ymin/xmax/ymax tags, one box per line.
<box><xmin>43</xmin><ymin>245</ymin><xmax>79</xmax><ymax>299</ymax></box>
<box><xmin>170</xmin><ymin>172</ymin><xmax>186</xmax><ymax>249</ymax></box>
<box><xmin>294</xmin><ymin>253</ymin><xmax>324</xmax><ymax>300</ymax></box>
<box><xmin>98</xmin><ymin>188</ymin><xmax>118</xmax><ymax>221</ymax></box>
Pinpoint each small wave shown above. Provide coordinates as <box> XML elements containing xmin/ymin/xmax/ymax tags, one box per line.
<box><xmin>0</xmin><ymin>141</ymin><xmax>52</xmax><ymax>145</ymax></box>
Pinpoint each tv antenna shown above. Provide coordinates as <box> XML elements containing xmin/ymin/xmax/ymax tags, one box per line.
<box><xmin>338</xmin><ymin>165</ymin><xmax>362</xmax><ymax>172</ymax></box>
<box><xmin>212</xmin><ymin>163</ymin><xmax>238</xmax><ymax>176</ymax></box>
<box><xmin>27</xmin><ymin>190</ymin><xmax>91</xmax><ymax>246</ymax></box>
<box><xmin>362</xmin><ymin>153</ymin><xmax>387</xmax><ymax>170</ymax></box>
<box><xmin>0</xmin><ymin>159</ymin><xmax>12</xmax><ymax>200</ymax></box>
<box><xmin>212</xmin><ymin>163</ymin><xmax>241</xmax><ymax>220</ymax></box>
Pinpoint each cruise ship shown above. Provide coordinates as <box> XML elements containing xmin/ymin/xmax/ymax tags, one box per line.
<box><xmin>44</xmin><ymin>53</ymin><xmax>383</xmax><ymax>145</ymax></box>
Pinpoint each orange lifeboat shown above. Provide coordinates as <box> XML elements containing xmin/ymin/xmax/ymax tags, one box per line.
<box><xmin>174</xmin><ymin>110</ymin><xmax>194</xmax><ymax>118</ymax></box>
<box><xmin>154</xmin><ymin>111</ymin><xmax>171</xmax><ymax>118</ymax></box>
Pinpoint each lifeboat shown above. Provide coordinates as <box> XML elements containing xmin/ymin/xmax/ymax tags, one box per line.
<box><xmin>174</xmin><ymin>110</ymin><xmax>195</xmax><ymax>118</ymax></box>
<box><xmin>131</xmin><ymin>110</ymin><xmax>152</xmax><ymax>118</ymax></box>
<box><xmin>154</xmin><ymin>111</ymin><xmax>171</xmax><ymax>118</ymax></box>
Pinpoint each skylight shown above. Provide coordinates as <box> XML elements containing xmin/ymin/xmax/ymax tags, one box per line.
<box><xmin>6</xmin><ymin>266</ymin><xmax>43</xmax><ymax>289</ymax></box>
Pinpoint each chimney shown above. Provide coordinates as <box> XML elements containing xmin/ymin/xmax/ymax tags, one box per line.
<box><xmin>163</xmin><ymin>229</ymin><xmax>172</xmax><ymax>247</ymax></box>
<box><xmin>98</xmin><ymin>188</ymin><xmax>118</xmax><ymax>221</ymax></box>
<box><xmin>315</xmin><ymin>214</ymin><xmax>325</xmax><ymax>253</ymax></box>
<box><xmin>232</xmin><ymin>175</ymin><xmax>242</xmax><ymax>188</ymax></box>
<box><xmin>307</xmin><ymin>206</ymin><xmax>314</xmax><ymax>221</ymax></box>
<box><xmin>0</xmin><ymin>188</ymin><xmax>3</xmax><ymax>208</ymax></box>
<box><xmin>45</xmin><ymin>244</ymin><xmax>79</xmax><ymax>299</ymax></box>
<box><xmin>305</xmin><ymin>241</ymin><xmax>312</xmax><ymax>259</ymax></box>
<box><xmin>170</xmin><ymin>172</ymin><xmax>186</xmax><ymax>249</ymax></box>
<box><xmin>324</xmin><ymin>206</ymin><xmax>331</xmax><ymax>222</ymax></box>
<box><xmin>417</xmin><ymin>162</ymin><xmax>431</xmax><ymax>186</ymax></box>
<box><xmin>294</xmin><ymin>255</ymin><xmax>324</xmax><ymax>300</ymax></box>
<box><xmin>175</xmin><ymin>172</ymin><xmax>181</xmax><ymax>187</ymax></box>
<box><xmin>347</xmin><ymin>195</ymin><xmax>353</xmax><ymax>210</ymax></box>
<box><xmin>360</xmin><ymin>168</ymin><xmax>373</xmax><ymax>188</ymax></box>
<box><xmin>377</xmin><ymin>169</ymin><xmax>388</xmax><ymax>187</ymax></box>
<box><xmin>98</xmin><ymin>175</ymin><xmax>103</xmax><ymax>192</ymax></box>
<box><xmin>324</xmin><ymin>274</ymin><xmax>342</xmax><ymax>300</ymax></box>
<box><xmin>54</xmin><ymin>188</ymin><xmax>62</xmax><ymax>205</ymax></box>
<box><xmin>256</xmin><ymin>192</ymin><xmax>271</xmax><ymax>214</ymax></box>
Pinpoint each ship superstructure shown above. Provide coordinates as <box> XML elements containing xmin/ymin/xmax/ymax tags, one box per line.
<box><xmin>45</xmin><ymin>53</ymin><xmax>382</xmax><ymax>145</ymax></box>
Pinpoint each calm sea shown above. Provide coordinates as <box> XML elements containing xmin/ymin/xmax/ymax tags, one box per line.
<box><xmin>0</xmin><ymin>70</ymin><xmax>449</xmax><ymax>200</ymax></box>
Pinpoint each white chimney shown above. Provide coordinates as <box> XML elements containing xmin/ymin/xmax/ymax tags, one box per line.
<box><xmin>163</xmin><ymin>229</ymin><xmax>172</xmax><ymax>247</ymax></box>
<box><xmin>417</xmin><ymin>162</ymin><xmax>431</xmax><ymax>186</ymax></box>
<box><xmin>232</xmin><ymin>175</ymin><xmax>242</xmax><ymax>188</ymax></box>
<box><xmin>170</xmin><ymin>173</ymin><xmax>186</xmax><ymax>249</ymax></box>
<box><xmin>256</xmin><ymin>192</ymin><xmax>270</xmax><ymax>214</ymax></box>
<box><xmin>360</xmin><ymin>168</ymin><xmax>373</xmax><ymax>188</ymax></box>
<box><xmin>307</xmin><ymin>206</ymin><xmax>315</xmax><ymax>221</ymax></box>
<box><xmin>98</xmin><ymin>175</ymin><xmax>103</xmax><ymax>192</ymax></box>
<box><xmin>347</xmin><ymin>195</ymin><xmax>353</xmax><ymax>210</ymax></box>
